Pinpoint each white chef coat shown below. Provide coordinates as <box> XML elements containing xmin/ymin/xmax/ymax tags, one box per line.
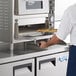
<box><xmin>56</xmin><ymin>4</ymin><xmax>76</xmax><ymax>45</ymax></box>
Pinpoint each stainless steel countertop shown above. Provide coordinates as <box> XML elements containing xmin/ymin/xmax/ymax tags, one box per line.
<box><xmin>0</xmin><ymin>44</ymin><xmax>69</xmax><ymax>64</ymax></box>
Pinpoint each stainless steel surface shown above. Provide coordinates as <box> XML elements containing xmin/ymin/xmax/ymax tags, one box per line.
<box><xmin>0</xmin><ymin>42</ymin><xmax>11</xmax><ymax>58</ymax></box>
<box><xmin>0</xmin><ymin>0</ymin><xmax>12</xmax><ymax>42</ymax></box>
<box><xmin>0</xmin><ymin>43</ymin><xmax>69</xmax><ymax>64</ymax></box>
<box><xmin>37</xmin><ymin>51</ymin><xmax>68</xmax><ymax>76</ymax></box>
<box><xmin>0</xmin><ymin>58</ymin><xmax>34</xmax><ymax>76</ymax></box>
<box><xmin>13</xmin><ymin>35</ymin><xmax>52</xmax><ymax>43</ymax></box>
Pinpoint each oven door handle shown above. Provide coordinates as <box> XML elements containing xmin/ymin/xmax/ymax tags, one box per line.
<box><xmin>39</xmin><ymin>58</ymin><xmax>56</xmax><ymax>70</ymax></box>
<box><xmin>13</xmin><ymin>63</ymin><xmax>32</xmax><ymax>72</ymax></box>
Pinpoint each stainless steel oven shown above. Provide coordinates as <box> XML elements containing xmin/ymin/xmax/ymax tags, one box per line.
<box><xmin>15</xmin><ymin>0</ymin><xmax>49</xmax><ymax>15</ymax></box>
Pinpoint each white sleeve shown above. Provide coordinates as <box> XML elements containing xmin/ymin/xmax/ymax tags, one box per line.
<box><xmin>56</xmin><ymin>8</ymin><xmax>73</xmax><ymax>41</ymax></box>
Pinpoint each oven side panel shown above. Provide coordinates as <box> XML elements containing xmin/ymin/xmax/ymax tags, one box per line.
<box><xmin>0</xmin><ymin>0</ymin><xmax>13</xmax><ymax>43</ymax></box>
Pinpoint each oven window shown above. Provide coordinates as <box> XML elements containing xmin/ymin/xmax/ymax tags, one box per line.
<box><xmin>26</xmin><ymin>1</ymin><xmax>43</xmax><ymax>9</ymax></box>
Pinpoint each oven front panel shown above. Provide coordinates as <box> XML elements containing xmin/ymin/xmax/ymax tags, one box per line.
<box><xmin>17</xmin><ymin>0</ymin><xmax>49</xmax><ymax>15</ymax></box>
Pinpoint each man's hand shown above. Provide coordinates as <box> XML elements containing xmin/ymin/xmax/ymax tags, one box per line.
<box><xmin>39</xmin><ymin>34</ymin><xmax>61</xmax><ymax>48</ymax></box>
<box><xmin>39</xmin><ymin>41</ymin><xmax>48</xmax><ymax>48</ymax></box>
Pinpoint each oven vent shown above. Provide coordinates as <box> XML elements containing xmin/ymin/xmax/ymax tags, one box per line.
<box><xmin>0</xmin><ymin>0</ymin><xmax>12</xmax><ymax>42</ymax></box>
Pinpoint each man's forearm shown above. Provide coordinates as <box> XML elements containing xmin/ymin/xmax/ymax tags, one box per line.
<box><xmin>46</xmin><ymin>34</ymin><xmax>61</xmax><ymax>47</ymax></box>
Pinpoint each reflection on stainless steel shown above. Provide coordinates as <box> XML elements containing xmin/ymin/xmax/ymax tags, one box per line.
<box><xmin>0</xmin><ymin>42</ymin><xmax>11</xmax><ymax>58</ymax></box>
<box><xmin>26</xmin><ymin>42</ymin><xmax>47</xmax><ymax>51</ymax></box>
<box><xmin>0</xmin><ymin>51</ymin><xmax>10</xmax><ymax>58</ymax></box>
